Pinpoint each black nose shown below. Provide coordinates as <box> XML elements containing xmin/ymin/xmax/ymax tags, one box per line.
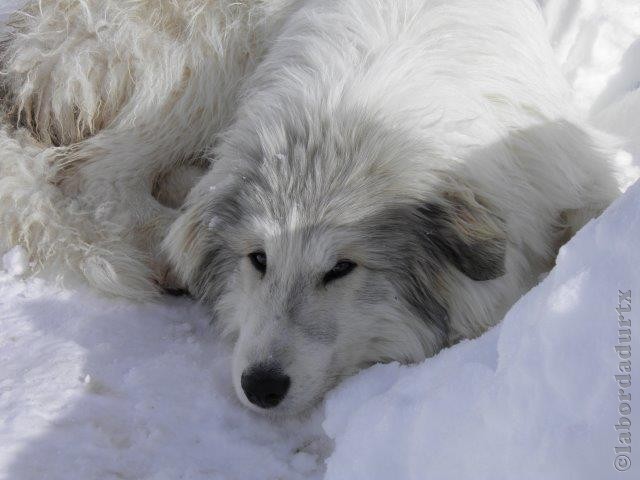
<box><xmin>241</xmin><ymin>366</ymin><xmax>290</xmax><ymax>409</ymax></box>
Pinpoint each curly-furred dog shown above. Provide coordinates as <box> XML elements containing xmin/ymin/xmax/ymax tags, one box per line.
<box><xmin>0</xmin><ymin>0</ymin><xmax>620</xmax><ymax>414</ymax></box>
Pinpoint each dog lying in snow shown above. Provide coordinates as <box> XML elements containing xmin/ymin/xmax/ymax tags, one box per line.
<box><xmin>0</xmin><ymin>0</ymin><xmax>620</xmax><ymax>415</ymax></box>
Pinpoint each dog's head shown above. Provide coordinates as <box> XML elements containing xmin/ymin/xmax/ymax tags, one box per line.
<box><xmin>163</xmin><ymin>112</ymin><xmax>507</xmax><ymax>415</ymax></box>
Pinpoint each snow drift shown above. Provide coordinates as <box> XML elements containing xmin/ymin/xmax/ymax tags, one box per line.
<box><xmin>323</xmin><ymin>177</ymin><xmax>640</xmax><ymax>480</ymax></box>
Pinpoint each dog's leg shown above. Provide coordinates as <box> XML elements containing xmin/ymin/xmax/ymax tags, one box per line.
<box><xmin>51</xmin><ymin>126</ymin><xmax>212</xmax><ymax>292</ymax></box>
<box><xmin>1</xmin><ymin>0</ymin><xmax>281</xmax><ymax>297</ymax></box>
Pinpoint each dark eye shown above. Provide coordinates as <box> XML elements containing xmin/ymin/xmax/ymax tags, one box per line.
<box><xmin>248</xmin><ymin>251</ymin><xmax>267</xmax><ymax>274</ymax></box>
<box><xmin>323</xmin><ymin>260</ymin><xmax>357</xmax><ymax>285</ymax></box>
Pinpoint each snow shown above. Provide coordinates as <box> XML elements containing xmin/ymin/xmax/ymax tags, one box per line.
<box><xmin>0</xmin><ymin>273</ymin><xmax>330</xmax><ymax>480</ymax></box>
<box><xmin>539</xmin><ymin>0</ymin><xmax>640</xmax><ymax>189</ymax></box>
<box><xmin>1</xmin><ymin>1</ymin><xmax>639</xmax><ymax>479</ymax></box>
<box><xmin>1</xmin><ymin>246</ymin><xmax>26</xmax><ymax>277</ymax></box>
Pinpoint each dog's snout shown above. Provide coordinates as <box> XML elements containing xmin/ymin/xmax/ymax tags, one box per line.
<box><xmin>241</xmin><ymin>366</ymin><xmax>290</xmax><ymax>409</ymax></box>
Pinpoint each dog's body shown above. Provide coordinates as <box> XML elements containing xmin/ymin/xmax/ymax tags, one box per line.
<box><xmin>0</xmin><ymin>0</ymin><xmax>620</xmax><ymax>414</ymax></box>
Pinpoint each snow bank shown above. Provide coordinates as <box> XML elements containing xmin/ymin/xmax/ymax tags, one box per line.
<box><xmin>1</xmin><ymin>1</ymin><xmax>639</xmax><ymax>479</ymax></box>
<box><xmin>323</xmin><ymin>176</ymin><xmax>640</xmax><ymax>480</ymax></box>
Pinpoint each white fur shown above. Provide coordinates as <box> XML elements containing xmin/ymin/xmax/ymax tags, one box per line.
<box><xmin>0</xmin><ymin>0</ymin><xmax>620</xmax><ymax>414</ymax></box>
<box><xmin>1</xmin><ymin>0</ymin><xmax>295</xmax><ymax>297</ymax></box>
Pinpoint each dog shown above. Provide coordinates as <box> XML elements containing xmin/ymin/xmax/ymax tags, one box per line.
<box><xmin>0</xmin><ymin>0</ymin><xmax>620</xmax><ymax>415</ymax></box>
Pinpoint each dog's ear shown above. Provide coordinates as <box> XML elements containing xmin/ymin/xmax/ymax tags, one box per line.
<box><xmin>162</xmin><ymin>182</ymin><xmax>242</xmax><ymax>302</ymax></box>
<box><xmin>162</xmin><ymin>197</ymin><xmax>213</xmax><ymax>291</ymax></box>
<box><xmin>417</xmin><ymin>188</ymin><xmax>507</xmax><ymax>281</ymax></box>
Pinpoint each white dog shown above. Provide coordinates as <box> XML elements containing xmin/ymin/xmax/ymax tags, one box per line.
<box><xmin>0</xmin><ymin>0</ymin><xmax>620</xmax><ymax>414</ymax></box>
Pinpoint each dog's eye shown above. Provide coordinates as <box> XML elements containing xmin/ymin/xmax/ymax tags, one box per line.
<box><xmin>248</xmin><ymin>251</ymin><xmax>267</xmax><ymax>274</ymax></box>
<box><xmin>323</xmin><ymin>260</ymin><xmax>357</xmax><ymax>284</ymax></box>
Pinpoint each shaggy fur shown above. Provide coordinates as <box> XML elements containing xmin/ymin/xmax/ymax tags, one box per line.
<box><xmin>0</xmin><ymin>0</ymin><xmax>620</xmax><ymax>414</ymax></box>
<box><xmin>0</xmin><ymin>0</ymin><xmax>296</xmax><ymax>296</ymax></box>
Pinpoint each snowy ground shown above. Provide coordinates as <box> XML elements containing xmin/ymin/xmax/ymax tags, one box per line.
<box><xmin>1</xmin><ymin>1</ymin><xmax>639</xmax><ymax>479</ymax></box>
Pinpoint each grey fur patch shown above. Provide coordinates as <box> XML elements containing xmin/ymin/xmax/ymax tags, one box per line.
<box><xmin>296</xmin><ymin>316</ymin><xmax>338</xmax><ymax>344</ymax></box>
<box><xmin>416</xmin><ymin>202</ymin><xmax>507</xmax><ymax>281</ymax></box>
<box><xmin>357</xmin><ymin>206</ymin><xmax>452</xmax><ymax>347</ymax></box>
<box><xmin>356</xmin><ymin>195</ymin><xmax>505</xmax><ymax>346</ymax></box>
<box><xmin>188</xmin><ymin>187</ymin><xmax>245</xmax><ymax>305</ymax></box>
<box><xmin>281</xmin><ymin>270</ymin><xmax>339</xmax><ymax>344</ymax></box>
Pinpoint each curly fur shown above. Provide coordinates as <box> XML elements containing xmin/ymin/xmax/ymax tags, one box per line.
<box><xmin>0</xmin><ymin>0</ymin><xmax>295</xmax><ymax>297</ymax></box>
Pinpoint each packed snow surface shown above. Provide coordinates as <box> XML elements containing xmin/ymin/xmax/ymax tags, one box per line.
<box><xmin>1</xmin><ymin>1</ymin><xmax>639</xmax><ymax>479</ymax></box>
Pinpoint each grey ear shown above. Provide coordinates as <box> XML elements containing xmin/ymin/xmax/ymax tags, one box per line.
<box><xmin>418</xmin><ymin>190</ymin><xmax>507</xmax><ymax>281</ymax></box>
